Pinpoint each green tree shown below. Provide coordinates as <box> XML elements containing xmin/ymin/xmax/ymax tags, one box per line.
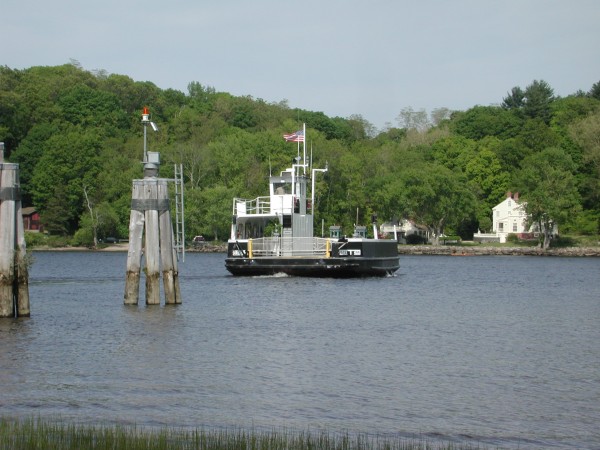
<box><xmin>0</xmin><ymin>67</ymin><xmax>29</xmax><ymax>154</ymax></box>
<box><xmin>430</xmin><ymin>107</ymin><xmax>452</xmax><ymax>127</ymax></box>
<box><xmin>297</xmin><ymin>110</ymin><xmax>355</xmax><ymax>141</ymax></box>
<box><xmin>100</xmin><ymin>74</ymin><xmax>141</xmax><ymax>115</ymax></box>
<box><xmin>514</xmin><ymin>147</ymin><xmax>581</xmax><ymax>249</ymax></box>
<box><xmin>569</xmin><ymin>111</ymin><xmax>600</xmax><ymax>232</ymax></box>
<box><xmin>187</xmin><ymin>81</ymin><xmax>216</xmax><ymax>114</ymax></box>
<box><xmin>398</xmin><ymin>165</ymin><xmax>476</xmax><ymax>244</ymax></box>
<box><xmin>3</xmin><ymin>62</ymin><xmax>599</xmax><ymax>244</ymax></box>
<box><xmin>589</xmin><ymin>80</ymin><xmax>600</xmax><ymax>100</ymax></box>
<box><xmin>185</xmin><ymin>186</ymin><xmax>234</xmax><ymax>241</ymax></box>
<box><xmin>396</xmin><ymin>106</ymin><xmax>429</xmax><ymax>131</ymax></box>
<box><xmin>9</xmin><ymin>122</ymin><xmax>62</xmax><ymax>204</ymax></box>
<box><xmin>169</xmin><ymin>106</ymin><xmax>206</xmax><ymax>142</ymax></box>
<box><xmin>30</xmin><ymin>126</ymin><xmax>103</xmax><ymax>234</ymax></box>
<box><xmin>19</xmin><ymin>64</ymin><xmax>98</xmax><ymax>126</ymax></box>
<box><xmin>550</xmin><ymin>96</ymin><xmax>600</xmax><ymax>129</ymax></box>
<box><xmin>492</xmin><ymin>138</ymin><xmax>529</xmax><ymax>172</ymax></box>
<box><xmin>58</xmin><ymin>84</ymin><xmax>128</xmax><ymax>131</ymax></box>
<box><xmin>465</xmin><ymin>141</ymin><xmax>510</xmax><ymax>230</ymax></box>
<box><xmin>517</xmin><ymin>118</ymin><xmax>559</xmax><ymax>152</ymax></box>
<box><xmin>502</xmin><ymin>86</ymin><xmax>525</xmax><ymax>110</ymax></box>
<box><xmin>318</xmin><ymin>139</ymin><xmax>371</xmax><ymax>231</ymax></box>
<box><xmin>228</xmin><ymin>96</ymin><xmax>258</xmax><ymax>129</ymax></box>
<box><xmin>430</xmin><ymin>135</ymin><xmax>477</xmax><ymax>170</ymax></box>
<box><xmin>95</xmin><ymin>202</ymin><xmax>121</xmax><ymax>240</ymax></box>
<box><xmin>452</xmin><ymin>105</ymin><xmax>521</xmax><ymax>140</ymax></box>
<box><xmin>41</xmin><ymin>184</ymin><xmax>71</xmax><ymax>235</ymax></box>
<box><xmin>523</xmin><ymin>79</ymin><xmax>555</xmax><ymax>124</ymax></box>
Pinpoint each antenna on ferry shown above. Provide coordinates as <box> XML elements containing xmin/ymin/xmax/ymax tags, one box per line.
<box><xmin>311</xmin><ymin>162</ymin><xmax>328</xmax><ymax>216</ymax></box>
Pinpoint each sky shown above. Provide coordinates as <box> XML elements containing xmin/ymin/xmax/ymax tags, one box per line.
<box><xmin>3</xmin><ymin>0</ymin><xmax>600</xmax><ymax>130</ymax></box>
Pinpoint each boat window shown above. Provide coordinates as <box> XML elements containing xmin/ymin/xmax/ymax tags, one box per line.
<box><xmin>282</xmin><ymin>215</ymin><xmax>292</xmax><ymax>228</ymax></box>
<box><xmin>273</xmin><ymin>182</ymin><xmax>291</xmax><ymax>195</ymax></box>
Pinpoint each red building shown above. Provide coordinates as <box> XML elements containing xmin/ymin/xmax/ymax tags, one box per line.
<box><xmin>21</xmin><ymin>207</ymin><xmax>42</xmax><ymax>232</ymax></box>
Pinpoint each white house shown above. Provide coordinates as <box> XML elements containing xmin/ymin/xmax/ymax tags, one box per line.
<box><xmin>474</xmin><ymin>191</ymin><xmax>556</xmax><ymax>243</ymax></box>
<box><xmin>474</xmin><ymin>192</ymin><xmax>527</xmax><ymax>242</ymax></box>
<box><xmin>492</xmin><ymin>192</ymin><xmax>529</xmax><ymax>241</ymax></box>
<box><xmin>380</xmin><ymin>219</ymin><xmax>430</xmax><ymax>243</ymax></box>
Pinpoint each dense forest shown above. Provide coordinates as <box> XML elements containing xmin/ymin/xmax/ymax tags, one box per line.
<box><xmin>1</xmin><ymin>63</ymin><xmax>599</xmax><ymax>246</ymax></box>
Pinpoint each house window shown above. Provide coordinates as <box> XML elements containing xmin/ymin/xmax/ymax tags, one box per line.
<box><xmin>508</xmin><ymin>200</ymin><xmax>511</xmax><ymax>207</ymax></box>
<box><xmin>499</xmin><ymin>222</ymin><xmax>504</xmax><ymax>231</ymax></box>
<box><xmin>513</xmin><ymin>222</ymin><xmax>518</xmax><ymax>232</ymax></box>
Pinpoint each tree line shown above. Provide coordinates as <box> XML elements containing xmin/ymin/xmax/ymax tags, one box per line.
<box><xmin>1</xmin><ymin>63</ymin><xmax>599</xmax><ymax>247</ymax></box>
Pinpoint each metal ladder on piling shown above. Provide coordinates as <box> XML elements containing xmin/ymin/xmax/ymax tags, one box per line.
<box><xmin>173</xmin><ymin>163</ymin><xmax>185</xmax><ymax>262</ymax></box>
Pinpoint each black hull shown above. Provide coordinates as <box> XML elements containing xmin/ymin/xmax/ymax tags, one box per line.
<box><xmin>225</xmin><ymin>256</ymin><xmax>399</xmax><ymax>277</ymax></box>
<box><xmin>225</xmin><ymin>240</ymin><xmax>399</xmax><ymax>277</ymax></box>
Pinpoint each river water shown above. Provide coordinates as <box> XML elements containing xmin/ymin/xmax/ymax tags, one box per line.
<box><xmin>0</xmin><ymin>251</ymin><xmax>599</xmax><ymax>449</ymax></box>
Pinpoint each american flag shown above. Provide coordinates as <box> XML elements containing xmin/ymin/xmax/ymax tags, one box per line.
<box><xmin>283</xmin><ymin>130</ymin><xmax>304</xmax><ymax>142</ymax></box>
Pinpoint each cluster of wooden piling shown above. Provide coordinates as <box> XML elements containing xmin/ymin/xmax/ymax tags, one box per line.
<box><xmin>124</xmin><ymin>178</ymin><xmax>181</xmax><ymax>305</ymax></box>
<box><xmin>0</xmin><ymin>162</ymin><xmax>30</xmax><ymax>317</ymax></box>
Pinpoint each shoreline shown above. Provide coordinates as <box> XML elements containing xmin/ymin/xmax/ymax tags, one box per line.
<box><xmin>397</xmin><ymin>245</ymin><xmax>600</xmax><ymax>257</ymax></box>
<box><xmin>30</xmin><ymin>243</ymin><xmax>600</xmax><ymax>256</ymax></box>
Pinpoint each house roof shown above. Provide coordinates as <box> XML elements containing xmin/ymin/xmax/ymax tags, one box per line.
<box><xmin>493</xmin><ymin>196</ymin><xmax>526</xmax><ymax>211</ymax></box>
<box><xmin>21</xmin><ymin>206</ymin><xmax>37</xmax><ymax>216</ymax></box>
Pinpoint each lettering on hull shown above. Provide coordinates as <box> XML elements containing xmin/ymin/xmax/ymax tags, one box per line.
<box><xmin>339</xmin><ymin>249</ymin><xmax>361</xmax><ymax>256</ymax></box>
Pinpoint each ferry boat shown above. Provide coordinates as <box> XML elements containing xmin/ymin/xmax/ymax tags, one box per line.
<box><xmin>224</xmin><ymin>126</ymin><xmax>399</xmax><ymax>277</ymax></box>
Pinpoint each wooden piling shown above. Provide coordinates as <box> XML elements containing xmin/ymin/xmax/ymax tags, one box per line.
<box><xmin>0</xmin><ymin>163</ymin><xmax>29</xmax><ymax>318</ymax></box>
<box><xmin>124</xmin><ymin>177</ymin><xmax>180</xmax><ymax>306</ymax></box>
<box><xmin>158</xmin><ymin>180</ymin><xmax>180</xmax><ymax>304</ymax></box>
<box><xmin>0</xmin><ymin>165</ymin><xmax>16</xmax><ymax>317</ymax></box>
<box><xmin>144</xmin><ymin>180</ymin><xmax>161</xmax><ymax>305</ymax></box>
<box><xmin>124</xmin><ymin>181</ymin><xmax>145</xmax><ymax>305</ymax></box>
<box><xmin>15</xmin><ymin>196</ymin><xmax>30</xmax><ymax>316</ymax></box>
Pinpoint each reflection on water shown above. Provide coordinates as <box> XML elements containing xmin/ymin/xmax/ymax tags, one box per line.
<box><xmin>1</xmin><ymin>251</ymin><xmax>599</xmax><ymax>449</ymax></box>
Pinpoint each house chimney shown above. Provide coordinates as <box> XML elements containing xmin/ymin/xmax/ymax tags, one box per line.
<box><xmin>506</xmin><ymin>191</ymin><xmax>512</xmax><ymax>198</ymax></box>
<box><xmin>514</xmin><ymin>192</ymin><xmax>519</xmax><ymax>201</ymax></box>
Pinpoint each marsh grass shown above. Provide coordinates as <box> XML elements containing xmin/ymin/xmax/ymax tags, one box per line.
<box><xmin>0</xmin><ymin>418</ymin><xmax>485</xmax><ymax>450</ymax></box>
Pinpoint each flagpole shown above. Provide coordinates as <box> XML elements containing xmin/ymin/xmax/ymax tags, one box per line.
<box><xmin>310</xmin><ymin>143</ymin><xmax>313</xmax><ymax>175</ymax></box>
<box><xmin>303</xmin><ymin>123</ymin><xmax>306</xmax><ymax>175</ymax></box>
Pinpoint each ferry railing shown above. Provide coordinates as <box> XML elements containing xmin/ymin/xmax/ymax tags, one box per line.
<box><xmin>233</xmin><ymin>197</ymin><xmax>271</xmax><ymax>215</ymax></box>
<box><xmin>250</xmin><ymin>237</ymin><xmax>331</xmax><ymax>257</ymax></box>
